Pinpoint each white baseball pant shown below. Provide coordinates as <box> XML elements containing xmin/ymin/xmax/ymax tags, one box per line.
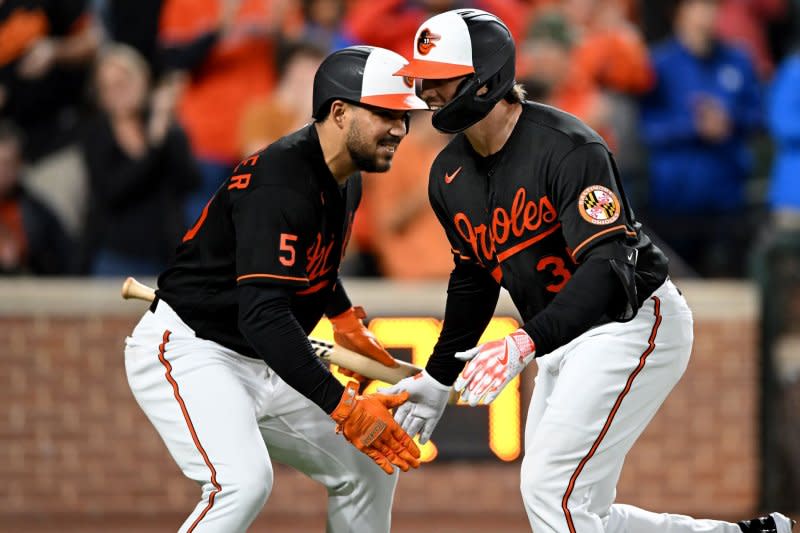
<box><xmin>124</xmin><ymin>299</ymin><xmax>397</xmax><ymax>533</ymax></box>
<box><xmin>521</xmin><ymin>279</ymin><xmax>744</xmax><ymax>532</ymax></box>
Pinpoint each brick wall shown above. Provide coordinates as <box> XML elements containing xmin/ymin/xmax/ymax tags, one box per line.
<box><xmin>0</xmin><ymin>279</ymin><xmax>761</xmax><ymax>531</ymax></box>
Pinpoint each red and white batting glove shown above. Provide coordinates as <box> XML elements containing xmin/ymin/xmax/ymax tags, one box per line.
<box><xmin>453</xmin><ymin>329</ymin><xmax>536</xmax><ymax>406</ymax></box>
<box><xmin>330</xmin><ymin>306</ymin><xmax>398</xmax><ymax>384</ymax></box>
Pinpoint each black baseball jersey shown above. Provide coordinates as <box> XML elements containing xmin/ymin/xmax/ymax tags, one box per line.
<box><xmin>429</xmin><ymin>101</ymin><xmax>668</xmax><ymax>326</ymax></box>
<box><xmin>157</xmin><ymin>124</ymin><xmax>359</xmax><ymax>357</ymax></box>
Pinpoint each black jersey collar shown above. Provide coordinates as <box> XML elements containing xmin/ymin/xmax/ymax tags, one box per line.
<box><xmin>461</xmin><ymin>102</ymin><xmax>528</xmax><ymax>170</ymax></box>
<box><xmin>304</xmin><ymin>124</ymin><xmax>342</xmax><ymax>190</ymax></box>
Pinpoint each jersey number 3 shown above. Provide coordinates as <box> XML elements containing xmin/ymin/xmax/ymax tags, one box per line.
<box><xmin>536</xmin><ymin>256</ymin><xmax>571</xmax><ymax>293</ymax></box>
<box><xmin>279</xmin><ymin>233</ymin><xmax>298</xmax><ymax>266</ymax></box>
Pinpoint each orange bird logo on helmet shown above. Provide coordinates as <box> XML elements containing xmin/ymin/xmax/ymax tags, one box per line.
<box><xmin>417</xmin><ymin>28</ymin><xmax>441</xmax><ymax>55</ymax></box>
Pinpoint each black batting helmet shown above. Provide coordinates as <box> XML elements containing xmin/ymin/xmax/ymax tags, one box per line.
<box><xmin>394</xmin><ymin>9</ymin><xmax>516</xmax><ymax>133</ymax></box>
<box><xmin>312</xmin><ymin>46</ymin><xmax>428</xmax><ymax>120</ymax></box>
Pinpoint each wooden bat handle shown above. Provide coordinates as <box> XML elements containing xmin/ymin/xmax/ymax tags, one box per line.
<box><xmin>119</xmin><ymin>277</ymin><xmax>430</xmax><ymax>386</ymax></box>
<box><xmin>122</xmin><ymin>276</ymin><xmax>156</xmax><ymax>302</ymax></box>
<box><xmin>310</xmin><ymin>338</ymin><xmax>421</xmax><ymax>384</ymax></box>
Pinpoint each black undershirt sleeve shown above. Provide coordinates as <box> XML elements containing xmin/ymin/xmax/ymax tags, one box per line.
<box><xmin>324</xmin><ymin>278</ymin><xmax>353</xmax><ymax>318</ymax></box>
<box><xmin>425</xmin><ymin>262</ymin><xmax>501</xmax><ymax>386</ymax></box>
<box><xmin>238</xmin><ymin>284</ymin><xmax>344</xmax><ymax>414</ymax></box>
<box><xmin>522</xmin><ymin>242</ymin><xmax>624</xmax><ymax>356</ymax></box>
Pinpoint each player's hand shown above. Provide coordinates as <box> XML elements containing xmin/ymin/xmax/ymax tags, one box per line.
<box><xmin>453</xmin><ymin>329</ymin><xmax>536</xmax><ymax>406</ymax></box>
<box><xmin>379</xmin><ymin>370</ymin><xmax>450</xmax><ymax>444</ymax></box>
<box><xmin>331</xmin><ymin>306</ymin><xmax>398</xmax><ymax>383</ymax></box>
<box><xmin>330</xmin><ymin>382</ymin><xmax>421</xmax><ymax>474</ymax></box>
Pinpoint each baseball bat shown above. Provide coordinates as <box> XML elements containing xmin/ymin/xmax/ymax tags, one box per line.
<box><xmin>120</xmin><ymin>277</ymin><xmax>423</xmax><ymax>384</ymax></box>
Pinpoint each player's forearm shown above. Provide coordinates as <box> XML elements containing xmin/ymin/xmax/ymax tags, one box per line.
<box><xmin>426</xmin><ymin>262</ymin><xmax>500</xmax><ymax>385</ymax></box>
<box><xmin>324</xmin><ymin>278</ymin><xmax>353</xmax><ymax>318</ymax></box>
<box><xmin>238</xmin><ymin>284</ymin><xmax>344</xmax><ymax>413</ymax></box>
<box><xmin>523</xmin><ymin>256</ymin><xmax>621</xmax><ymax>356</ymax></box>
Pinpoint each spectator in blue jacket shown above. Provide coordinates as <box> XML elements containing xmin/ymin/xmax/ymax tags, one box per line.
<box><xmin>767</xmin><ymin>51</ymin><xmax>800</xmax><ymax>227</ymax></box>
<box><xmin>639</xmin><ymin>0</ymin><xmax>762</xmax><ymax>277</ymax></box>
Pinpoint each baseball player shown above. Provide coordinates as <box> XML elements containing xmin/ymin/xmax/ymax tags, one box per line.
<box><xmin>382</xmin><ymin>9</ymin><xmax>794</xmax><ymax>533</ymax></box>
<box><xmin>124</xmin><ymin>46</ymin><xmax>427</xmax><ymax>533</ymax></box>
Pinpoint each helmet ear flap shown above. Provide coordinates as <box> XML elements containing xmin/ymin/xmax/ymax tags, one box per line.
<box><xmin>430</xmin><ymin>75</ymin><xmax>486</xmax><ymax>133</ymax></box>
<box><xmin>430</xmin><ymin>54</ymin><xmax>516</xmax><ymax>133</ymax></box>
<box><xmin>474</xmin><ymin>54</ymin><xmax>515</xmax><ymax>105</ymax></box>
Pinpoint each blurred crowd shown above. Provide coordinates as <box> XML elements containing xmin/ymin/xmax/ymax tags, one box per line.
<box><xmin>1</xmin><ymin>0</ymin><xmax>799</xmax><ymax>279</ymax></box>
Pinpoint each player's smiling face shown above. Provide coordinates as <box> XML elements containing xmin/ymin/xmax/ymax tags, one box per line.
<box><xmin>345</xmin><ymin>104</ymin><xmax>409</xmax><ymax>172</ymax></box>
<box><xmin>419</xmin><ymin>76</ymin><xmax>466</xmax><ymax>110</ymax></box>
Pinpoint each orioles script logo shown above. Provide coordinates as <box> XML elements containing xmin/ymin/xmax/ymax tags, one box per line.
<box><xmin>417</xmin><ymin>28</ymin><xmax>441</xmax><ymax>55</ymax></box>
<box><xmin>307</xmin><ymin>233</ymin><xmax>336</xmax><ymax>281</ymax></box>
<box><xmin>453</xmin><ymin>188</ymin><xmax>558</xmax><ymax>262</ymax></box>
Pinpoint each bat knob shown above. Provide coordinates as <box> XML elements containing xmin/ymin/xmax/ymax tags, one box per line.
<box><xmin>121</xmin><ymin>277</ymin><xmax>134</xmax><ymax>300</ymax></box>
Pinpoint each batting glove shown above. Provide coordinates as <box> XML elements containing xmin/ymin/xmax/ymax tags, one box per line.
<box><xmin>330</xmin><ymin>306</ymin><xmax>398</xmax><ymax>384</ymax></box>
<box><xmin>330</xmin><ymin>382</ymin><xmax>421</xmax><ymax>475</ymax></box>
<box><xmin>380</xmin><ymin>370</ymin><xmax>451</xmax><ymax>444</ymax></box>
<box><xmin>453</xmin><ymin>329</ymin><xmax>536</xmax><ymax>406</ymax></box>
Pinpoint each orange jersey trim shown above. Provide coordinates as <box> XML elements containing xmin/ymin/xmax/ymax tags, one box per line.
<box><xmin>156</xmin><ymin>330</ymin><xmax>222</xmax><ymax>532</ymax></box>
<box><xmin>561</xmin><ymin>296</ymin><xmax>662</xmax><ymax>532</ymax></box>
<box><xmin>451</xmin><ymin>248</ymin><xmax>472</xmax><ymax>261</ymax></box>
<box><xmin>496</xmin><ymin>223</ymin><xmax>562</xmax><ymax>263</ymax></box>
<box><xmin>296</xmin><ymin>279</ymin><xmax>330</xmax><ymax>296</ymax></box>
<box><xmin>237</xmin><ymin>273</ymin><xmax>309</xmax><ymax>283</ymax></box>
<box><xmin>182</xmin><ymin>199</ymin><xmax>211</xmax><ymax>242</ymax></box>
<box><xmin>570</xmin><ymin>225</ymin><xmax>633</xmax><ymax>259</ymax></box>
<box><xmin>490</xmin><ymin>265</ymin><xmax>502</xmax><ymax>283</ymax></box>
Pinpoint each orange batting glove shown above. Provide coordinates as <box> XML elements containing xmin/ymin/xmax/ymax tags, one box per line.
<box><xmin>330</xmin><ymin>306</ymin><xmax>398</xmax><ymax>384</ymax></box>
<box><xmin>331</xmin><ymin>382</ymin><xmax>421</xmax><ymax>475</ymax></box>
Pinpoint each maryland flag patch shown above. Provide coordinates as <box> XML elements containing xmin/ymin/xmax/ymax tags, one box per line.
<box><xmin>578</xmin><ymin>185</ymin><xmax>620</xmax><ymax>225</ymax></box>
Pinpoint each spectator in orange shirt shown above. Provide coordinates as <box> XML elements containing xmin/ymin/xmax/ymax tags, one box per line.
<box><xmin>158</xmin><ymin>0</ymin><xmax>289</xmax><ymax>225</ymax></box>
<box><xmin>562</xmin><ymin>0</ymin><xmax>654</xmax><ymax>95</ymax></box>
<box><xmin>518</xmin><ymin>12</ymin><xmax>614</xmax><ymax>140</ymax></box>
<box><xmin>356</xmin><ymin>113</ymin><xmax>453</xmax><ymax>279</ymax></box>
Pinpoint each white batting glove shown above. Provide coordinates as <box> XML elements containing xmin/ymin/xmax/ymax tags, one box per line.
<box><xmin>379</xmin><ymin>370</ymin><xmax>451</xmax><ymax>444</ymax></box>
<box><xmin>453</xmin><ymin>329</ymin><xmax>536</xmax><ymax>406</ymax></box>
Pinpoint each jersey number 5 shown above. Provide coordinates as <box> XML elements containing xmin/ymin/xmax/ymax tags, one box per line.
<box><xmin>279</xmin><ymin>233</ymin><xmax>298</xmax><ymax>266</ymax></box>
<box><xmin>536</xmin><ymin>256</ymin><xmax>572</xmax><ymax>293</ymax></box>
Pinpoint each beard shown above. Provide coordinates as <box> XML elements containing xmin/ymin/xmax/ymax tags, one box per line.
<box><xmin>345</xmin><ymin>125</ymin><xmax>400</xmax><ymax>173</ymax></box>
